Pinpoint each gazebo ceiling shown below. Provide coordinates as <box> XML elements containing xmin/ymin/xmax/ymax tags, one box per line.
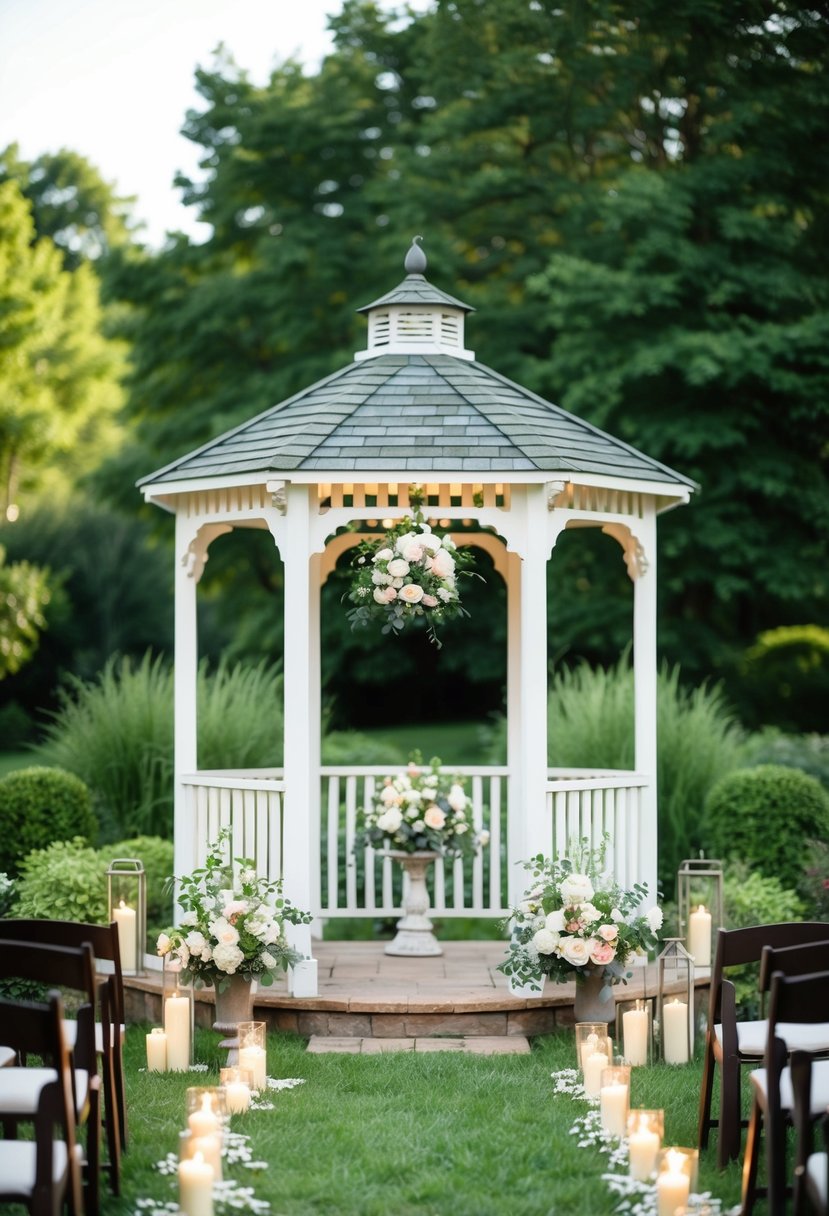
<box><xmin>138</xmin><ymin>239</ymin><xmax>696</xmax><ymax>497</ymax></box>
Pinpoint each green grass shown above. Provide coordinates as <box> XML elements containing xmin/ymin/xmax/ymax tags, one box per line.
<box><xmin>356</xmin><ymin>720</ymin><xmax>497</xmax><ymax>766</ymax></box>
<box><xmin>110</xmin><ymin>1027</ymin><xmax>746</xmax><ymax>1216</ymax></box>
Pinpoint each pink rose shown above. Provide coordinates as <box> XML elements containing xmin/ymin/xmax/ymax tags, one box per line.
<box><xmin>428</xmin><ymin>548</ymin><xmax>455</xmax><ymax>578</ymax></box>
<box><xmin>424</xmin><ymin>805</ymin><xmax>446</xmax><ymax>829</ymax></box>
<box><xmin>421</xmin><ymin>594</ymin><xmax>438</xmax><ymax>607</ymax></box>
<box><xmin>597</xmin><ymin>924</ymin><xmax>618</xmax><ymax>942</ymax></box>
<box><xmin>590</xmin><ymin>941</ymin><xmax>617</xmax><ymax>966</ymax></box>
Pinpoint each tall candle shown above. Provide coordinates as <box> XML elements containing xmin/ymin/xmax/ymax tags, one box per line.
<box><xmin>629</xmin><ymin>1128</ymin><xmax>661</xmax><ymax>1180</ymax></box>
<box><xmin>188</xmin><ymin>1094</ymin><xmax>220</xmax><ymax>1138</ymax></box>
<box><xmin>583</xmin><ymin>1050</ymin><xmax>608</xmax><ymax>1098</ymax></box>
<box><xmin>238</xmin><ymin>1044</ymin><xmax>266</xmax><ymax>1092</ymax></box>
<box><xmin>146</xmin><ymin>1027</ymin><xmax>167</xmax><ymax>1072</ymax></box>
<box><xmin>623</xmin><ymin>1006</ymin><xmax>649</xmax><ymax>1066</ymax></box>
<box><xmin>113</xmin><ymin>900</ymin><xmax>137</xmax><ymax>972</ymax></box>
<box><xmin>600</xmin><ymin>1082</ymin><xmax>629</xmax><ymax>1137</ymax></box>
<box><xmin>178</xmin><ymin>1151</ymin><xmax>213</xmax><ymax>1216</ymax></box>
<box><xmin>657</xmin><ymin>1154</ymin><xmax>690</xmax><ymax>1216</ymax></box>
<box><xmin>191</xmin><ymin>1134</ymin><xmax>222</xmax><ymax>1182</ymax></box>
<box><xmin>688</xmin><ymin>905</ymin><xmax>712</xmax><ymax>967</ymax></box>
<box><xmin>663</xmin><ymin>999</ymin><xmax>689</xmax><ymax>1065</ymax></box>
<box><xmin>165</xmin><ymin>991</ymin><xmax>191</xmax><ymax>1071</ymax></box>
<box><xmin>223</xmin><ymin>1080</ymin><xmax>251</xmax><ymax>1114</ymax></box>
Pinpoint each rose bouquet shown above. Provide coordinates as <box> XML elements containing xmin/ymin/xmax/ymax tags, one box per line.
<box><xmin>498</xmin><ymin>836</ymin><xmax>662</xmax><ymax>991</ymax></box>
<box><xmin>354</xmin><ymin>754</ymin><xmax>489</xmax><ymax>860</ymax></box>
<box><xmin>345</xmin><ymin>504</ymin><xmax>480</xmax><ymax>648</ymax></box>
<box><xmin>157</xmin><ymin>829</ymin><xmax>313</xmax><ymax>990</ymax></box>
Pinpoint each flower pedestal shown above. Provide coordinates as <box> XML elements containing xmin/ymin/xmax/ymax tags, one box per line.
<box><xmin>213</xmin><ymin>974</ymin><xmax>254</xmax><ymax>1064</ymax></box>
<box><xmin>385</xmin><ymin>851</ymin><xmax>443</xmax><ymax>957</ymax></box>
<box><xmin>574</xmin><ymin>966</ymin><xmax>614</xmax><ymax>1026</ymax></box>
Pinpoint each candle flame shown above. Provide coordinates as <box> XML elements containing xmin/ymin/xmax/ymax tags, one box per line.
<box><xmin>665</xmin><ymin>1148</ymin><xmax>686</xmax><ymax>1172</ymax></box>
<box><xmin>193</xmin><ymin>1151</ymin><xmax>205</xmax><ymax>1165</ymax></box>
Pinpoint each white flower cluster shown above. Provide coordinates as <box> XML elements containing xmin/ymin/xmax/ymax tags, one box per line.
<box><xmin>369</xmin><ymin>525</ymin><xmax>458</xmax><ymax>609</ymax></box>
<box><xmin>357</xmin><ymin>757</ymin><xmax>488</xmax><ymax>860</ymax></box>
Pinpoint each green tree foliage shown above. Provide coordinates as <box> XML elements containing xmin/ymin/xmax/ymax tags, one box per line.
<box><xmin>0</xmin><ymin>544</ymin><xmax>50</xmax><ymax>678</ymax></box>
<box><xmin>738</xmin><ymin>626</ymin><xmax>829</xmax><ymax>733</ymax></box>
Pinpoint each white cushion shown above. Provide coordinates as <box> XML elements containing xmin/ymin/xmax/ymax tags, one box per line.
<box><xmin>0</xmin><ymin>1046</ymin><xmax>16</xmax><ymax>1068</ymax></box>
<box><xmin>63</xmin><ymin>1019</ymin><xmax>125</xmax><ymax>1053</ymax></box>
<box><xmin>0</xmin><ymin>1139</ymin><xmax>70</xmax><ymax>1194</ymax></box>
<box><xmin>715</xmin><ymin>1020</ymin><xmax>829</xmax><ymax>1057</ymax></box>
<box><xmin>750</xmin><ymin>1058</ymin><xmax>829</xmax><ymax>1115</ymax></box>
<box><xmin>806</xmin><ymin>1151</ymin><xmax>827</xmax><ymax>1208</ymax></box>
<box><xmin>0</xmin><ymin>1068</ymin><xmax>90</xmax><ymax>1117</ymax></box>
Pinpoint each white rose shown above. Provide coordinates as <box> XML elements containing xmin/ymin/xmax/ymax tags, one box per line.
<box><xmin>533</xmin><ymin>928</ymin><xmax>560</xmax><ymax>955</ymax></box>
<box><xmin>179</xmin><ymin>911</ymin><xmax>198</xmax><ymax>927</ymax></box>
<box><xmin>387</xmin><ymin>558</ymin><xmax>410</xmax><ymax>577</ymax></box>
<box><xmin>185</xmin><ymin>931</ymin><xmax>208</xmax><ymax>957</ymax></box>
<box><xmin>398</xmin><ymin>583</ymin><xmax>424</xmax><ymax>604</ymax></box>
<box><xmin>209</xmin><ymin>917</ymin><xmax>240</xmax><ymax>946</ymax></box>
<box><xmin>403</xmin><ymin>788</ymin><xmax>422</xmax><ymax>804</ymax></box>
<box><xmin>377</xmin><ymin>807</ymin><xmax>403</xmax><ymax>833</ymax></box>
<box><xmin>455</xmin><ymin>822</ymin><xmax>468</xmax><ymax>834</ymax></box>
<box><xmin>478</xmin><ymin>830</ymin><xmax>490</xmax><ymax>847</ymax></box>
<box><xmin>373</xmin><ymin>548</ymin><xmax>394</xmax><ymax>562</ymax></box>
<box><xmin>610</xmin><ymin>907</ymin><xmax>624</xmax><ymax>923</ymax></box>
<box><xmin>598</xmin><ymin>924</ymin><xmax>619</xmax><ymax>942</ymax></box>
<box><xmin>373</xmin><ymin>587</ymin><xmax>391</xmax><ymax>604</ymax></box>
<box><xmin>420</xmin><ymin>533</ymin><xmax>442</xmax><ymax>554</ymax></box>
<box><xmin>372</xmin><ymin>571</ymin><xmax>389</xmax><ymax>585</ymax></box>
<box><xmin>447</xmin><ymin>784</ymin><xmax>468</xmax><ymax>812</ymax></box>
<box><xmin>212</xmin><ymin>942</ymin><xmax>245</xmax><ymax>974</ymax></box>
<box><xmin>545</xmin><ymin>909</ymin><xmax>566</xmax><ymax>932</ymax></box>
<box><xmin>436</xmin><ymin>587</ymin><xmax>454</xmax><ymax>602</ymax></box>
<box><xmin>429</xmin><ymin>548</ymin><xmax>456</xmax><ymax>578</ymax></box>
<box><xmin>558</xmin><ymin>936</ymin><xmax>595</xmax><ymax>966</ymax></box>
<box><xmin>156</xmin><ymin>933</ymin><xmax>172</xmax><ymax>956</ymax></box>
<box><xmin>397</xmin><ymin>535</ymin><xmax>425</xmax><ymax>563</ymax></box>
<box><xmin>424</xmin><ymin>805</ymin><xmax>446</xmax><ymax>829</ymax></box>
<box><xmin>380</xmin><ymin>785</ymin><xmax>399</xmax><ymax>805</ymax></box>
<box><xmin>579</xmin><ymin>902</ymin><xmax>601</xmax><ymax>924</ymax></box>
<box><xmin>412</xmin><ymin>819</ymin><xmax>425</xmax><ymax>832</ymax></box>
<box><xmin>559</xmin><ymin>873</ymin><xmax>595</xmax><ymax>905</ymax></box>
<box><xmin>645</xmin><ymin>906</ymin><xmax>664</xmax><ymax>932</ymax></box>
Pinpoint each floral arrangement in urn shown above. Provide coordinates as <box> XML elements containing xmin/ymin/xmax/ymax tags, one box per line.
<box><xmin>157</xmin><ymin>829</ymin><xmax>312</xmax><ymax>990</ymax></box>
<box><xmin>355</xmin><ymin>754</ymin><xmax>489</xmax><ymax>860</ymax></box>
<box><xmin>498</xmin><ymin>836</ymin><xmax>662</xmax><ymax>992</ymax></box>
<box><xmin>345</xmin><ymin>499</ymin><xmax>480</xmax><ymax>648</ymax></box>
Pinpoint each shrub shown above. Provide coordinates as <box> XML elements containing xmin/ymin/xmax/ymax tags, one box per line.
<box><xmin>13</xmin><ymin>837</ymin><xmax>108</xmax><ymax>923</ymax></box>
<box><xmin>742</xmin><ymin>729</ymin><xmax>829</xmax><ymax>791</ymax></box>
<box><xmin>723</xmin><ymin>861</ymin><xmax>807</xmax><ymax>1018</ymax></box>
<box><xmin>106</xmin><ymin>835</ymin><xmax>174</xmax><ymax>945</ymax></box>
<box><xmin>738</xmin><ymin>624</ymin><xmax>829</xmax><ymax>732</ymax></box>
<box><xmin>321</xmin><ymin>731</ymin><xmax>402</xmax><ymax>765</ymax></box>
<box><xmin>800</xmin><ymin>839</ymin><xmax>829</xmax><ymax>920</ymax></box>
<box><xmin>0</xmin><ymin>766</ymin><xmax>97</xmax><ymax>876</ymax></box>
<box><xmin>704</xmin><ymin>765</ymin><xmax>829</xmax><ymax>892</ymax></box>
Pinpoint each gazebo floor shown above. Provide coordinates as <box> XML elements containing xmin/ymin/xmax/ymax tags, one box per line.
<box><xmin>124</xmin><ymin>940</ymin><xmax>686</xmax><ymax>1045</ymax></box>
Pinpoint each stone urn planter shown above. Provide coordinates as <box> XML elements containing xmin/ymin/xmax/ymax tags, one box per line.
<box><xmin>385</xmin><ymin>851</ymin><xmax>443</xmax><ymax>957</ymax></box>
<box><xmin>573</xmin><ymin>966</ymin><xmax>614</xmax><ymax>1026</ymax></box>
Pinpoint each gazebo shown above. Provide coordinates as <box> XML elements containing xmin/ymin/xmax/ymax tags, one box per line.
<box><xmin>138</xmin><ymin>238</ymin><xmax>694</xmax><ymax>998</ymax></box>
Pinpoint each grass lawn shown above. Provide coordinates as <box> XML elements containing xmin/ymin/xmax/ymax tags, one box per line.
<box><xmin>111</xmin><ymin>1027</ymin><xmax>746</xmax><ymax>1216</ymax></box>
<box><xmin>357</xmin><ymin>720</ymin><xmax>497</xmax><ymax>766</ymax></box>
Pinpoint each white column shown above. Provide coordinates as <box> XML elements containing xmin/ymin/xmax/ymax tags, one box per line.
<box><xmin>632</xmin><ymin>503</ymin><xmax>658</xmax><ymax>900</ymax></box>
<box><xmin>281</xmin><ymin>483</ymin><xmax>318</xmax><ymax>996</ymax></box>
<box><xmin>173</xmin><ymin>513</ymin><xmax>199</xmax><ymax>888</ymax></box>
<box><xmin>505</xmin><ymin>551</ymin><xmax>525</xmax><ymax>908</ymax></box>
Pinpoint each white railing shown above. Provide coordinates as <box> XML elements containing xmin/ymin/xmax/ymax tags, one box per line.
<box><xmin>179</xmin><ymin>765</ymin><xmax>650</xmax><ymax>918</ymax></box>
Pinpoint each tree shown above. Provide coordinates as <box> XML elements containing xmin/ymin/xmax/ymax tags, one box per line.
<box><xmin>0</xmin><ymin>544</ymin><xmax>50</xmax><ymax>678</ymax></box>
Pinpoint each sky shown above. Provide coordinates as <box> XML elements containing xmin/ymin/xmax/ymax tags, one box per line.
<box><xmin>0</xmin><ymin>0</ymin><xmax>426</xmax><ymax>246</ymax></box>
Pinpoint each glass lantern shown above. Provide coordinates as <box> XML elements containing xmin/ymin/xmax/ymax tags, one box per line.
<box><xmin>627</xmin><ymin>1109</ymin><xmax>664</xmax><ymax>1180</ymax></box>
<box><xmin>656</xmin><ymin>1147</ymin><xmax>698</xmax><ymax>1216</ymax></box>
<box><xmin>616</xmin><ymin>997</ymin><xmax>654</xmax><ymax>1067</ymax></box>
<box><xmin>657</xmin><ymin>940</ymin><xmax>694</xmax><ymax>1065</ymax></box>
<box><xmin>599</xmin><ymin>1064</ymin><xmax>630</xmax><ymax>1137</ymax></box>
<box><xmin>676</xmin><ymin>858</ymin><xmax>723</xmax><ymax>970</ymax></box>
<box><xmin>106</xmin><ymin>857</ymin><xmax>146</xmax><ymax>976</ymax></box>
<box><xmin>575</xmin><ymin>1023</ymin><xmax>613</xmax><ymax>1071</ymax></box>
<box><xmin>237</xmin><ymin>1021</ymin><xmax>267</xmax><ymax>1092</ymax></box>
<box><xmin>163</xmin><ymin>958</ymin><xmax>194</xmax><ymax>1071</ymax></box>
<box><xmin>220</xmin><ymin>1066</ymin><xmax>253</xmax><ymax>1114</ymax></box>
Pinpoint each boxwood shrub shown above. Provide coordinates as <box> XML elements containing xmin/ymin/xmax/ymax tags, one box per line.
<box><xmin>0</xmin><ymin>766</ymin><xmax>97</xmax><ymax>876</ymax></box>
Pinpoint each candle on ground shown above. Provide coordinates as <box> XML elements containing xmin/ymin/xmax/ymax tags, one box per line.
<box><xmin>600</xmin><ymin>1082</ymin><xmax>629</xmax><ymax>1137</ymax></box>
<box><xmin>188</xmin><ymin>1094</ymin><xmax>221</xmax><ymax>1138</ymax></box>
<box><xmin>580</xmin><ymin>1032</ymin><xmax>599</xmax><ymax>1073</ymax></box>
<box><xmin>629</xmin><ymin>1128</ymin><xmax>661</xmax><ymax>1180</ymax></box>
<box><xmin>688</xmin><ymin>904</ymin><xmax>712</xmax><ymax>967</ymax></box>
<box><xmin>165</xmin><ymin>991</ymin><xmax>191</xmax><ymax>1071</ymax></box>
<box><xmin>656</xmin><ymin>1151</ymin><xmax>690</xmax><ymax>1216</ymax></box>
<box><xmin>583</xmin><ymin>1050</ymin><xmax>608</xmax><ymax>1098</ymax></box>
<box><xmin>191</xmin><ymin>1134</ymin><xmax>222</xmax><ymax>1182</ymax></box>
<box><xmin>178</xmin><ymin>1151</ymin><xmax>213</xmax><ymax>1216</ymax></box>
<box><xmin>113</xmin><ymin>899</ymin><xmax>137</xmax><ymax>972</ymax></box>
<box><xmin>146</xmin><ymin>1027</ymin><xmax>167</xmax><ymax>1072</ymax></box>
<box><xmin>238</xmin><ymin>1044</ymin><xmax>266</xmax><ymax>1092</ymax></box>
<box><xmin>224</xmin><ymin>1080</ymin><xmax>251</xmax><ymax>1114</ymax></box>
<box><xmin>623</xmin><ymin>1005</ymin><xmax>649</xmax><ymax>1066</ymax></box>
<box><xmin>663</xmin><ymin>999</ymin><xmax>689</xmax><ymax>1065</ymax></box>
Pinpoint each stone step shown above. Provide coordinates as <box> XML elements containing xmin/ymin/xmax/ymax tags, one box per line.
<box><xmin>306</xmin><ymin>1035</ymin><xmax>531</xmax><ymax>1055</ymax></box>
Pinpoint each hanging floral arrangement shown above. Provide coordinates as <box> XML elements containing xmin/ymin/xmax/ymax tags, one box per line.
<box><xmin>344</xmin><ymin>504</ymin><xmax>481</xmax><ymax>648</ymax></box>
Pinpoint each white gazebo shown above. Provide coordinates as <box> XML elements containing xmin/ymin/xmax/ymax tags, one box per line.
<box><xmin>138</xmin><ymin>238</ymin><xmax>694</xmax><ymax>997</ymax></box>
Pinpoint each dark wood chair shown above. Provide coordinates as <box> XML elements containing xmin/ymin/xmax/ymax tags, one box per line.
<box><xmin>698</xmin><ymin>921</ymin><xmax>829</xmax><ymax>1168</ymax></box>
<box><xmin>0</xmin><ymin>990</ymin><xmax>83</xmax><ymax>1216</ymax></box>
<box><xmin>741</xmin><ymin>969</ymin><xmax>829</xmax><ymax>1215</ymax></box>
<box><xmin>0</xmin><ymin>940</ymin><xmax>102</xmax><ymax>1216</ymax></box>
<box><xmin>798</xmin><ymin>1111</ymin><xmax>828</xmax><ymax>1216</ymax></box>
<box><xmin>1</xmin><ymin>918</ymin><xmax>127</xmax><ymax>1158</ymax></box>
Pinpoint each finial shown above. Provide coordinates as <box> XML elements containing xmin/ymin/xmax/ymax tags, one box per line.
<box><xmin>404</xmin><ymin>235</ymin><xmax>427</xmax><ymax>275</ymax></box>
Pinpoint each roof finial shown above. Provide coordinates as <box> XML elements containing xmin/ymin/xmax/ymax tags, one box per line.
<box><xmin>404</xmin><ymin>235</ymin><xmax>427</xmax><ymax>275</ymax></box>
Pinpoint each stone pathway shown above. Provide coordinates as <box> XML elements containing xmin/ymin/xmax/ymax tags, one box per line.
<box><xmin>306</xmin><ymin>1034</ymin><xmax>532</xmax><ymax>1055</ymax></box>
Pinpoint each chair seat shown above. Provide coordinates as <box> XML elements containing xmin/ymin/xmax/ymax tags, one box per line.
<box><xmin>749</xmin><ymin>1058</ymin><xmax>829</xmax><ymax>1115</ymax></box>
<box><xmin>63</xmin><ymin>1019</ymin><xmax>125</xmax><ymax>1054</ymax></box>
<box><xmin>715</xmin><ymin>1020</ymin><xmax>829</xmax><ymax>1056</ymax></box>
<box><xmin>0</xmin><ymin>1067</ymin><xmax>91</xmax><ymax>1118</ymax></box>
<box><xmin>806</xmin><ymin>1151</ymin><xmax>827</xmax><ymax>1209</ymax></box>
<box><xmin>0</xmin><ymin>1045</ymin><xmax>16</xmax><ymax>1067</ymax></box>
<box><xmin>0</xmin><ymin>1139</ymin><xmax>71</xmax><ymax>1194</ymax></box>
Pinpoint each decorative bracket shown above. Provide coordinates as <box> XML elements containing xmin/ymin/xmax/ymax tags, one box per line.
<box><xmin>546</xmin><ymin>480</ymin><xmax>568</xmax><ymax>510</ymax></box>
<box><xmin>181</xmin><ymin>523</ymin><xmax>233</xmax><ymax>583</ymax></box>
<box><xmin>602</xmin><ymin>523</ymin><xmax>650</xmax><ymax>581</ymax></box>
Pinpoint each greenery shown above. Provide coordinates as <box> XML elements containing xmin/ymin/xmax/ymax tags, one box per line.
<box><xmin>738</xmin><ymin>625</ymin><xmax>829</xmax><ymax>733</ymax></box>
<box><xmin>0</xmin><ymin>765</ymin><xmax>96</xmax><ymax>876</ymax></box>
<box><xmin>12</xmin><ymin>836</ymin><xmax>107</xmax><ymax>923</ymax></box>
<box><xmin>723</xmin><ymin>860</ymin><xmax>807</xmax><ymax>1019</ymax></box>
<box><xmin>0</xmin><ymin>544</ymin><xmax>50</xmax><ymax>679</ymax></box>
<box><xmin>704</xmin><ymin>764</ymin><xmax>829</xmax><ymax>892</ymax></box>
<box><xmin>801</xmin><ymin>840</ymin><xmax>829</xmax><ymax>921</ymax></box>
<box><xmin>743</xmin><ymin>729</ymin><xmax>829</xmax><ymax>791</ymax></box>
<box><xmin>112</xmin><ymin>1026</ymin><xmax>743</xmax><ymax>1216</ymax></box>
<box><xmin>35</xmin><ymin>653</ymin><xmax>284</xmax><ymax>840</ymax></box>
<box><xmin>355</xmin><ymin>754</ymin><xmax>485</xmax><ymax>858</ymax></box>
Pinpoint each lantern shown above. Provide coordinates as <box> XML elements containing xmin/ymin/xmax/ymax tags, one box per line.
<box><xmin>106</xmin><ymin>857</ymin><xmax>146</xmax><ymax>976</ymax></box>
<box><xmin>599</xmin><ymin>1064</ymin><xmax>630</xmax><ymax>1137</ymax></box>
<box><xmin>676</xmin><ymin>857</ymin><xmax>724</xmax><ymax>970</ymax></box>
<box><xmin>627</xmin><ymin>1109</ymin><xmax>664</xmax><ymax>1180</ymax></box>
<box><xmin>236</xmin><ymin>1021</ymin><xmax>267</xmax><ymax>1092</ymax></box>
<box><xmin>656</xmin><ymin>939</ymin><xmax>694</xmax><ymax>1065</ymax></box>
<box><xmin>615</xmin><ymin>996</ymin><xmax>654</xmax><ymax>1067</ymax></box>
<box><xmin>656</xmin><ymin>1147</ymin><xmax>698</xmax><ymax>1216</ymax></box>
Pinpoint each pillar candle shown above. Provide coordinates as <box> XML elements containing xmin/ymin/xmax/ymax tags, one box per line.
<box><xmin>238</xmin><ymin>1044</ymin><xmax>266</xmax><ymax>1092</ymax></box>
<box><xmin>600</xmin><ymin>1082</ymin><xmax>629</xmax><ymax>1137</ymax></box>
<box><xmin>623</xmin><ymin>1007</ymin><xmax>649</xmax><ymax>1066</ymax></box>
<box><xmin>663</xmin><ymin>999</ymin><xmax>689</xmax><ymax>1065</ymax></box>
<box><xmin>113</xmin><ymin>900</ymin><xmax>137</xmax><ymax>972</ymax></box>
<box><xmin>583</xmin><ymin>1050</ymin><xmax>608</xmax><ymax>1098</ymax></box>
<box><xmin>580</xmin><ymin>1032</ymin><xmax>599</xmax><ymax>1073</ymax></box>
<box><xmin>191</xmin><ymin>1134</ymin><xmax>222</xmax><ymax>1183</ymax></box>
<box><xmin>628</xmin><ymin>1128</ymin><xmax>660</xmax><ymax>1180</ymax></box>
<box><xmin>188</xmin><ymin>1094</ymin><xmax>220</xmax><ymax>1138</ymax></box>
<box><xmin>656</xmin><ymin>1165</ymin><xmax>690</xmax><ymax>1216</ymax></box>
<box><xmin>688</xmin><ymin>905</ymin><xmax>712</xmax><ymax>967</ymax></box>
<box><xmin>146</xmin><ymin>1027</ymin><xmax>167</xmax><ymax>1072</ymax></box>
<box><xmin>224</xmin><ymin>1079</ymin><xmax>251</xmax><ymax>1114</ymax></box>
<box><xmin>165</xmin><ymin>992</ymin><xmax>191</xmax><ymax>1071</ymax></box>
<box><xmin>178</xmin><ymin>1152</ymin><xmax>213</xmax><ymax>1216</ymax></box>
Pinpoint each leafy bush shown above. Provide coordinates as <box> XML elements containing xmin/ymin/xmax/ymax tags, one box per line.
<box><xmin>723</xmin><ymin>861</ymin><xmax>807</xmax><ymax>1018</ymax></box>
<box><xmin>321</xmin><ymin>731</ymin><xmax>402</xmax><ymax>765</ymax></box>
<box><xmin>705</xmin><ymin>765</ymin><xmax>829</xmax><ymax>892</ymax></box>
<box><xmin>0</xmin><ymin>766</ymin><xmax>97</xmax><ymax>876</ymax></box>
<box><xmin>743</xmin><ymin>729</ymin><xmax>829</xmax><ymax>791</ymax></box>
<box><xmin>36</xmin><ymin>653</ymin><xmax>284</xmax><ymax>840</ymax></box>
<box><xmin>800</xmin><ymin>839</ymin><xmax>829</xmax><ymax>920</ymax></box>
<box><xmin>12</xmin><ymin>837</ymin><xmax>108</xmax><ymax>923</ymax></box>
<box><xmin>106</xmin><ymin>835</ymin><xmax>174</xmax><ymax>945</ymax></box>
<box><xmin>738</xmin><ymin>625</ymin><xmax>829</xmax><ymax>733</ymax></box>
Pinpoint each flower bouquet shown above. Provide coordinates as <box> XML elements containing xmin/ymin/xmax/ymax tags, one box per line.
<box><xmin>354</xmin><ymin>754</ymin><xmax>489</xmax><ymax>860</ymax></box>
<box><xmin>344</xmin><ymin>502</ymin><xmax>480</xmax><ymax>648</ymax></box>
<box><xmin>498</xmin><ymin>836</ymin><xmax>662</xmax><ymax>993</ymax></box>
<box><xmin>157</xmin><ymin>829</ymin><xmax>313</xmax><ymax>990</ymax></box>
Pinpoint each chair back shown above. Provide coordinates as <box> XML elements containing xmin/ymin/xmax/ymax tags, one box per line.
<box><xmin>760</xmin><ymin>939</ymin><xmax>829</xmax><ymax>994</ymax></box>
<box><xmin>710</xmin><ymin>922</ymin><xmax>829</xmax><ymax>1022</ymax></box>
<box><xmin>768</xmin><ymin>969</ymin><xmax>829</xmax><ymax>1032</ymax></box>
<box><xmin>0</xmin><ymin>940</ymin><xmax>98</xmax><ymax>1070</ymax></box>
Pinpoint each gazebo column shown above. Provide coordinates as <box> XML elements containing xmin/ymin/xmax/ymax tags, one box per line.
<box><xmin>281</xmin><ymin>483</ymin><xmax>319</xmax><ymax>996</ymax></box>
<box><xmin>632</xmin><ymin>504</ymin><xmax>658</xmax><ymax>899</ymax></box>
<box><xmin>173</xmin><ymin>513</ymin><xmax>200</xmax><ymax>885</ymax></box>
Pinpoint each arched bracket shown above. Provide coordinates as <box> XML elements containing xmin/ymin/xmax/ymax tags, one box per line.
<box><xmin>181</xmin><ymin>523</ymin><xmax>234</xmax><ymax>583</ymax></box>
<box><xmin>601</xmin><ymin>522</ymin><xmax>650</xmax><ymax>581</ymax></box>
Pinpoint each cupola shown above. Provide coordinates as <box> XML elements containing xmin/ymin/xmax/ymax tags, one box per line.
<box><xmin>354</xmin><ymin>236</ymin><xmax>475</xmax><ymax>361</ymax></box>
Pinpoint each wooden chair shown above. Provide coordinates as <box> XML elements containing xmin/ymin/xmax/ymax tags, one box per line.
<box><xmin>1</xmin><ymin>918</ymin><xmax>128</xmax><ymax>1159</ymax></box>
<box><xmin>741</xmin><ymin>969</ymin><xmax>829</xmax><ymax>1215</ymax></box>
<box><xmin>0</xmin><ymin>940</ymin><xmax>102</xmax><ymax>1216</ymax></box>
<box><xmin>798</xmin><ymin>1111</ymin><xmax>828</xmax><ymax>1216</ymax></box>
<box><xmin>698</xmin><ymin>921</ymin><xmax>829</xmax><ymax>1168</ymax></box>
<box><xmin>0</xmin><ymin>990</ymin><xmax>83</xmax><ymax>1216</ymax></box>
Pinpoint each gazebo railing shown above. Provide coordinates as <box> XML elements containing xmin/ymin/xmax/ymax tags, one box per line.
<box><xmin>178</xmin><ymin>766</ymin><xmax>650</xmax><ymax>918</ymax></box>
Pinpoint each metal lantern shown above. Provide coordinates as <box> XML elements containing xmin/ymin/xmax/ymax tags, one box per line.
<box><xmin>656</xmin><ymin>939</ymin><xmax>694</xmax><ymax>1065</ymax></box>
<box><xmin>676</xmin><ymin>857</ymin><xmax>723</xmax><ymax>970</ymax></box>
<box><xmin>106</xmin><ymin>857</ymin><xmax>146</xmax><ymax>976</ymax></box>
